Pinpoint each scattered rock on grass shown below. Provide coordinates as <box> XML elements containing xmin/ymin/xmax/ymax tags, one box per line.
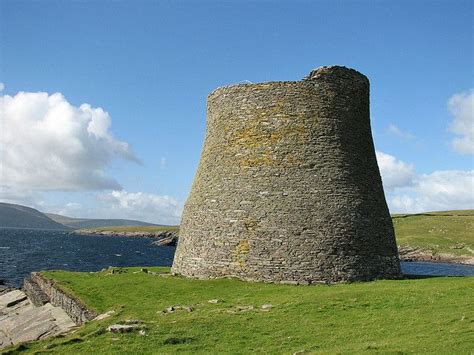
<box><xmin>104</xmin><ymin>267</ymin><xmax>127</xmax><ymax>275</ymax></box>
<box><xmin>162</xmin><ymin>305</ymin><xmax>194</xmax><ymax>314</ymax></box>
<box><xmin>208</xmin><ymin>299</ymin><xmax>221</xmax><ymax>304</ymax></box>
<box><xmin>261</xmin><ymin>304</ymin><xmax>273</xmax><ymax>310</ymax></box>
<box><xmin>237</xmin><ymin>305</ymin><xmax>254</xmax><ymax>312</ymax></box>
<box><xmin>226</xmin><ymin>305</ymin><xmax>255</xmax><ymax>313</ymax></box>
<box><xmin>93</xmin><ymin>310</ymin><xmax>115</xmax><ymax>321</ymax></box>
<box><xmin>107</xmin><ymin>324</ymin><xmax>140</xmax><ymax>333</ymax></box>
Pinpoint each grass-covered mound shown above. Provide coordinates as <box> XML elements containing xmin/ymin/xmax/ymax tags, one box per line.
<box><xmin>393</xmin><ymin>210</ymin><xmax>474</xmax><ymax>261</ymax></box>
<box><xmin>8</xmin><ymin>267</ymin><xmax>474</xmax><ymax>354</ymax></box>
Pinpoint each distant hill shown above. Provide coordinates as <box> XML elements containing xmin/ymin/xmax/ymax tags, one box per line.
<box><xmin>0</xmin><ymin>202</ymin><xmax>161</xmax><ymax>230</ymax></box>
<box><xmin>0</xmin><ymin>203</ymin><xmax>70</xmax><ymax>230</ymax></box>
<box><xmin>45</xmin><ymin>213</ymin><xmax>160</xmax><ymax>229</ymax></box>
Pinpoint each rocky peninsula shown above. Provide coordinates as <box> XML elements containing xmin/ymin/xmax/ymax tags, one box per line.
<box><xmin>73</xmin><ymin>228</ymin><xmax>178</xmax><ymax>246</ymax></box>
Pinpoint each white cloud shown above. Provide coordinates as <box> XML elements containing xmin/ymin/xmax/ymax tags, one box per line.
<box><xmin>6</xmin><ymin>189</ymin><xmax>184</xmax><ymax>225</ymax></box>
<box><xmin>376</xmin><ymin>151</ymin><xmax>415</xmax><ymax>190</ymax></box>
<box><xmin>415</xmin><ymin>170</ymin><xmax>474</xmax><ymax>210</ymax></box>
<box><xmin>448</xmin><ymin>89</ymin><xmax>474</xmax><ymax>155</ymax></box>
<box><xmin>97</xmin><ymin>190</ymin><xmax>182</xmax><ymax>225</ymax></box>
<box><xmin>0</xmin><ymin>186</ymin><xmax>42</xmax><ymax>208</ymax></box>
<box><xmin>387</xmin><ymin>170</ymin><xmax>474</xmax><ymax>213</ymax></box>
<box><xmin>0</xmin><ymin>83</ymin><xmax>4</xmax><ymax>92</ymax></box>
<box><xmin>52</xmin><ymin>202</ymin><xmax>84</xmax><ymax>217</ymax></box>
<box><xmin>376</xmin><ymin>150</ymin><xmax>473</xmax><ymax>213</ymax></box>
<box><xmin>0</xmin><ymin>91</ymin><xmax>139</xmax><ymax>191</ymax></box>
<box><xmin>388</xmin><ymin>123</ymin><xmax>415</xmax><ymax>140</ymax></box>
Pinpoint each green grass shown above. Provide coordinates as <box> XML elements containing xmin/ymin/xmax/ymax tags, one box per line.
<box><xmin>392</xmin><ymin>210</ymin><xmax>474</xmax><ymax>258</ymax></box>
<box><xmin>8</xmin><ymin>267</ymin><xmax>474</xmax><ymax>354</ymax></box>
<box><xmin>79</xmin><ymin>225</ymin><xmax>179</xmax><ymax>233</ymax></box>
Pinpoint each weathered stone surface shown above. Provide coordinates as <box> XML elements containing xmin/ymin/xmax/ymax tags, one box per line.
<box><xmin>172</xmin><ymin>65</ymin><xmax>401</xmax><ymax>283</ymax></box>
<box><xmin>26</xmin><ymin>272</ymin><xmax>97</xmax><ymax>324</ymax></box>
<box><xmin>0</xmin><ymin>285</ymin><xmax>12</xmax><ymax>296</ymax></box>
<box><xmin>23</xmin><ymin>276</ymin><xmax>49</xmax><ymax>306</ymax></box>
<box><xmin>0</xmin><ymin>291</ymin><xmax>75</xmax><ymax>350</ymax></box>
<box><xmin>0</xmin><ymin>290</ymin><xmax>27</xmax><ymax>308</ymax></box>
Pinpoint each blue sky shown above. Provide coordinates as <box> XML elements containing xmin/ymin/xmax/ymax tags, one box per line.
<box><xmin>1</xmin><ymin>0</ymin><xmax>472</xmax><ymax>224</ymax></box>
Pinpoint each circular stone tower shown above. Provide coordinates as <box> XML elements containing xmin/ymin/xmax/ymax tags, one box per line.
<box><xmin>172</xmin><ymin>66</ymin><xmax>400</xmax><ymax>283</ymax></box>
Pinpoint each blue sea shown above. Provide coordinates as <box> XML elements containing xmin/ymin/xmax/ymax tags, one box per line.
<box><xmin>0</xmin><ymin>228</ymin><xmax>473</xmax><ymax>287</ymax></box>
<box><xmin>0</xmin><ymin>228</ymin><xmax>175</xmax><ymax>287</ymax></box>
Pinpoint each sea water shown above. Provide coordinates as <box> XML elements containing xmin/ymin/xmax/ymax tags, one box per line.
<box><xmin>1</xmin><ymin>228</ymin><xmax>473</xmax><ymax>287</ymax></box>
<box><xmin>0</xmin><ymin>228</ymin><xmax>175</xmax><ymax>287</ymax></box>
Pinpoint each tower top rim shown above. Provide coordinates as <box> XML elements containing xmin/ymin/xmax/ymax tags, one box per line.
<box><xmin>208</xmin><ymin>65</ymin><xmax>368</xmax><ymax>100</ymax></box>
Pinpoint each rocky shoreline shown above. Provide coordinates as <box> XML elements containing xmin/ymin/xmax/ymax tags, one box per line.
<box><xmin>0</xmin><ymin>271</ymin><xmax>103</xmax><ymax>350</ymax></box>
<box><xmin>0</xmin><ymin>282</ymin><xmax>77</xmax><ymax>349</ymax></box>
<box><xmin>398</xmin><ymin>246</ymin><xmax>474</xmax><ymax>265</ymax></box>
<box><xmin>72</xmin><ymin>230</ymin><xmax>178</xmax><ymax>246</ymax></box>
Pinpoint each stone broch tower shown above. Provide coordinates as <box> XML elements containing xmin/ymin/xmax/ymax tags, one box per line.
<box><xmin>172</xmin><ymin>66</ymin><xmax>401</xmax><ymax>283</ymax></box>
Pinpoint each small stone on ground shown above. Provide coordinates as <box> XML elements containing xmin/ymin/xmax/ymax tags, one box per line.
<box><xmin>107</xmin><ymin>324</ymin><xmax>140</xmax><ymax>333</ymax></box>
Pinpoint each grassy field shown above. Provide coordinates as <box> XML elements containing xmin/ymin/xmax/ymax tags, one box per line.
<box><xmin>392</xmin><ymin>210</ymin><xmax>474</xmax><ymax>258</ymax></box>
<box><xmin>6</xmin><ymin>267</ymin><xmax>474</xmax><ymax>354</ymax></box>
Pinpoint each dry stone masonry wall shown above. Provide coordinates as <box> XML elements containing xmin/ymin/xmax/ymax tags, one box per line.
<box><xmin>172</xmin><ymin>66</ymin><xmax>401</xmax><ymax>283</ymax></box>
<box><xmin>25</xmin><ymin>272</ymin><xmax>97</xmax><ymax>324</ymax></box>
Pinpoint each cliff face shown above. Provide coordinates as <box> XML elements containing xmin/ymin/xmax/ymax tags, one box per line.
<box><xmin>172</xmin><ymin>66</ymin><xmax>400</xmax><ymax>283</ymax></box>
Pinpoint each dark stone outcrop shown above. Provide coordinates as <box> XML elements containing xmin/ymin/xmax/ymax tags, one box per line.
<box><xmin>23</xmin><ymin>277</ymin><xmax>49</xmax><ymax>307</ymax></box>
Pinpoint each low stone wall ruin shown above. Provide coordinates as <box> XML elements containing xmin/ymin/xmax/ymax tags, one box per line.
<box><xmin>23</xmin><ymin>272</ymin><xmax>97</xmax><ymax>325</ymax></box>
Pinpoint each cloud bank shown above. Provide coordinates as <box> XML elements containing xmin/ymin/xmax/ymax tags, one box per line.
<box><xmin>0</xmin><ymin>91</ymin><xmax>139</xmax><ymax>191</ymax></box>
<box><xmin>97</xmin><ymin>190</ymin><xmax>183</xmax><ymax>225</ymax></box>
<box><xmin>448</xmin><ymin>89</ymin><xmax>474</xmax><ymax>155</ymax></box>
<box><xmin>376</xmin><ymin>151</ymin><xmax>415</xmax><ymax>190</ymax></box>
<box><xmin>376</xmin><ymin>151</ymin><xmax>473</xmax><ymax>213</ymax></box>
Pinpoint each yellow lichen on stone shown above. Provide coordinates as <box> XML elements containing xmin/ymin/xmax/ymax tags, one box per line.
<box><xmin>228</xmin><ymin>112</ymin><xmax>307</xmax><ymax>168</ymax></box>
<box><xmin>243</xmin><ymin>217</ymin><xmax>259</xmax><ymax>231</ymax></box>
<box><xmin>233</xmin><ymin>239</ymin><xmax>250</xmax><ymax>269</ymax></box>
